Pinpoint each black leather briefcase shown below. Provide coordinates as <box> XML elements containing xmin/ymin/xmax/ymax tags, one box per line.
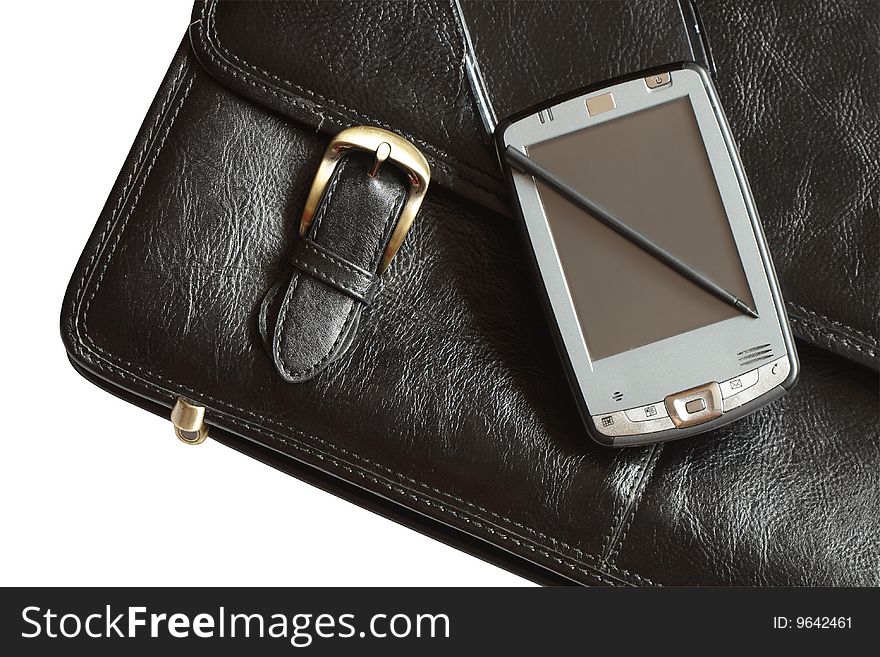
<box><xmin>61</xmin><ymin>0</ymin><xmax>879</xmax><ymax>585</ymax></box>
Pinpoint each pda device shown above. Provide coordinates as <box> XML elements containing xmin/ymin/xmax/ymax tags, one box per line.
<box><xmin>496</xmin><ymin>65</ymin><xmax>798</xmax><ymax>445</ymax></box>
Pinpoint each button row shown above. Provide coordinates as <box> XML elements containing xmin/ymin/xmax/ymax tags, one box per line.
<box><xmin>722</xmin><ymin>355</ymin><xmax>790</xmax><ymax>412</ymax></box>
<box><xmin>593</xmin><ymin>410</ymin><xmax>675</xmax><ymax>437</ymax></box>
<box><xmin>592</xmin><ymin>355</ymin><xmax>791</xmax><ymax>437</ymax></box>
<box><xmin>719</xmin><ymin>368</ymin><xmax>759</xmax><ymax>399</ymax></box>
<box><xmin>625</xmin><ymin>402</ymin><xmax>669</xmax><ymax>423</ymax></box>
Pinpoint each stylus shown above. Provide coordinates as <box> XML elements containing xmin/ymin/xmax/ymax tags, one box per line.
<box><xmin>505</xmin><ymin>146</ymin><xmax>759</xmax><ymax>319</ymax></box>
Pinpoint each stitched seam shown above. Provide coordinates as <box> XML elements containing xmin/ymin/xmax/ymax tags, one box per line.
<box><xmin>290</xmin><ymin>257</ymin><xmax>369</xmax><ymax>302</ymax></box>
<box><xmin>77</xmin><ymin>337</ymin><xmax>656</xmax><ymax>582</ymax></box>
<box><xmin>70</xmin><ymin>60</ymin><xmax>659</xmax><ymax>587</ymax></box>
<box><xmin>605</xmin><ymin>444</ymin><xmax>664</xmax><ymax>564</ymax></box>
<box><xmin>73</xmin><ymin>61</ymin><xmax>189</xmax><ymax>342</ymax></box>
<box><xmin>72</xmin><ymin>7</ymin><xmax>871</xmax><ymax>583</ymax></box>
<box><xmin>310</xmin><ymin>159</ymin><xmax>346</xmax><ymax>237</ymax></box>
<box><xmin>280</xmin><ymin>274</ymin><xmax>357</xmax><ymax>380</ymax></box>
<box><xmin>80</xmin><ymin>74</ymin><xmax>197</xmax><ymax>347</ymax></box>
<box><xmin>274</xmin><ymin>161</ymin><xmax>367</xmax><ymax>380</ymax></box>
<box><xmin>277</xmin><ymin>202</ymin><xmax>400</xmax><ymax>378</ymax></box>
<box><xmin>272</xmin><ymin>163</ymin><xmax>346</xmax><ymax>374</ymax></box>
<box><xmin>788</xmin><ymin>314</ymin><xmax>878</xmax><ymax>359</ymax></box>
<box><xmin>77</xmin><ymin>337</ymin><xmax>658</xmax><ymax>585</ymax></box>
<box><xmin>201</xmin><ymin>0</ymin><xmax>876</xmax><ymax>360</ymax></box>
<box><xmin>275</xmin><ymin>273</ymin><xmax>357</xmax><ymax>376</ymax></box>
<box><xmin>600</xmin><ymin>445</ymin><xmax>655</xmax><ymax>563</ymax></box>
<box><xmin>299</xmin><ymin>240</ymin><xmax>372</xmax><ymax>277</ymax></box>
<box><xmin>600</xmin><ymin>474</ymin><xmax>626</xmax><ymax>561</ymax></box>
<box><xmin>208</xmin><ymin>0</ymin><xmax>877</xmax><ymax>362</ymax></box>
<box><xmin>198</xmin><ymin>0</ymin><xmax>502</xmax><ymax>192</ymax></box>
<box><xmin>205</xmin><ymin>0</ymin><xmax>496</xmax><ymax>179</ymax></box>
<box><xmin>70</xmin><ymin>342</ymin><xmax>627</xmax><ymax>587</ymax></box>
<box><xmin>787</xmin><ymin>301</ymin><xmax>878</xmax><ymax>349</ymax></box>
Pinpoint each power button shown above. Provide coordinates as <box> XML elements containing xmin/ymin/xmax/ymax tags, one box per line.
<box><xmin>645</xmin><ymin>72</ymin><xmax>671</xmax><ymax>89</ymax></box>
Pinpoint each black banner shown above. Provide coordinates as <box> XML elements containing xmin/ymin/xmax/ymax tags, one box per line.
<box><xmin>1</xmin><ymin>587</ymin><xmax>874</xmax><ymax>654</ymax></box>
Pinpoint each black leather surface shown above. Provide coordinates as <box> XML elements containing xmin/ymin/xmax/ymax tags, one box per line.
<box><xmin>190</xmin><ymin>0</ymin><xmax>878</xmax><ymax>369</ymax></box>
<box><xmin>61</xmin><ymin>1</ymin><xmax>879</xmax><ymax>585</ymax></box>
<box><xmin>698</xmin><ymin>0</ymin><xmax>879</xmax><ymax>370</ymax></box>
<box><xmin>191</xmin><ymin>0</ymin><xmax>504</xmax><ymax>214</ymax></box>
<box><xmin>457</xmin><ymin>0</ymin><xmax>706</xmax><ymax>120</ymax></box>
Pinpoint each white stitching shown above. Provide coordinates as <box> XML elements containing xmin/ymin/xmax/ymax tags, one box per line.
<box><xmin>601</xmin><ymin>443</ymin><xmax>654</xmax><ymax>562</ymax></box>
<box><xmin>80</xmin><ymin>74</ymin><xmax>197</xmax><ymax>344</ymax></box>
<box><xmin>273</xmin><ymin>161</ymin><xmax>366</xmax><ymax>380</ymax></box>
<box><xmin>787</xmin><ymin>301</ymin><xmax>878</xmax><ymax>350</ymax></box>
<box><xmin>276</xmin><ymin>278</ymin><xmax>360</xmax><ymax>380</ymax></box>
<box><xmin>75</xmin><ymin>330</ymin><xmax>660</xmax><ymax>585</ymax></box>
<box><xmin>272</xmin><ymin>166</ymin><xmax>345</xmax><ymax>376</ymax></box>
<box><xmin>201</xmin><ymin>0</ymin><xmax>500</xmax><ymax>184</ymax></box>
<box><xmin>788</xmin><ymin>314</ymin><xmax>878</xmax><ymax>359</ymax></box>
<box><xmin>199</xmin><ymin>0</ymin><xmax>877</xmax><ymax>363</ymax></box>
<box><xmin>275</xmin><ymin>164</ymin><xmax>405</xmax><ymax>378</ymax></box>
<box><xmin>298</xmin><ymin>240</ymin><xmax>372</xmax><ymax>277</ymax></box>
<box><xmin>69</xmin><ymin>60</ymin><xmax>659</xmax><ymax>587</ymax></box>
<box><xmin>606</xmin><ymin>445</ymin><xmax>664</xmax><ymax>564</ymax></box>
<box><xmin>73</xmin><ymin>61</ymin><xmax>189</xmax><ymax>335</ymax></box>
<box><xmin>289</xmin><ymin>257</ymin><xmax>371</xmax><ymax>301</ymax></box>
<box><xmin>71</xmin><ymin>342</ymin><xmax>635</xmax><ymax>588</ymax></box>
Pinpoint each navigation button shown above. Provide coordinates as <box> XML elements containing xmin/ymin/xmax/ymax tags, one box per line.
<box><xmin>664</xmin><ymin>382</ymin><xmax>723</xmax><ymax>429</ymax></box>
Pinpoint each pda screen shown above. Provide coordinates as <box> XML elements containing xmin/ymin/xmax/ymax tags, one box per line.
<box><xmin>527</xmin><ymin>97</ymin><xmax>753</xmax><ymax>362</ymax></box>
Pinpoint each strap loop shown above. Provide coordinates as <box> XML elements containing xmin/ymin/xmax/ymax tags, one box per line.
<box><xmin>290</xmin><ymin>238</ymin><xmax>380</xmax><ymax>305</ymax></box>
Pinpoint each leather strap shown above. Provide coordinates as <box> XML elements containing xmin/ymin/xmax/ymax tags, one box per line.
<box><xmin>260</xmin><ymin>152</ymin><xmax>408</xmax><ymax>383</ymax></box>
<box><xmin>457</xmin><ymin>0</ymin><xmax>715</xmax><ymax>131</ymax></box>
<box><xmin>288</xmin><ymin>238</ymin><xmax>381</xmax><ymax>304</ymax></box>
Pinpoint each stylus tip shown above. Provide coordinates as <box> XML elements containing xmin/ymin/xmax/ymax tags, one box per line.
<box><xmin>735</xmin><ymin>299</ymin><xmax>759</xmax><ymax>319</ymax></box>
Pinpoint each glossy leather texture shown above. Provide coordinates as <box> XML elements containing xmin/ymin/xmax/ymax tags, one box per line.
<box><xmin>190</xmin><ymin>0</ymin><xmax>878</xmax><ymax>369</ymax></box>
<box><xmin>61</xmin><ymin>1</ymin><xmax>879</xmax><ymax>585</ymax></box>
<box><xmin>457</xmin><ymin>0</ymin><xmax>711</xmax><ymax>121</ymax></box>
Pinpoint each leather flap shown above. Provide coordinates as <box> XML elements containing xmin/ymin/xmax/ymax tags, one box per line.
<box><xmin>189</xmin><ymin>0</ymin><xmax>878</xmax><ymax>369</ymax></box>
<box><xmin>189</xmin><ymin>0</ymin><xmax>701</xmax><ymax>215</ymax></box>
<box><xmin>190</xmin><ymin>0</ymin><xmax>505</xmax><ymax>214</ymax></box>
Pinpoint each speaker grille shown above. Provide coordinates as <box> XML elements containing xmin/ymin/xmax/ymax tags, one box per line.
<box><xmin>738</xmin><ymin>343</ymin><xmax>773</xmax><ymax>367</ymax></box>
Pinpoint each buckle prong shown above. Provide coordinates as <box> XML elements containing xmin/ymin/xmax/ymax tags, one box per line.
<box><xmin>299</xmin><ymin>127</ymin><xmax>431</xmax><ymax>274</ymax></box>
<box><xmin>368</xmin><ymin>141</ymin><xmax>392</xmax><ymax>178</ymax></box>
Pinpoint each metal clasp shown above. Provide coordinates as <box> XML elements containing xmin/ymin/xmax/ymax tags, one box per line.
<box><xmin>299</xmin><ymin>126</ymin><xmax>430</xmax><ymax>274</ymax></box>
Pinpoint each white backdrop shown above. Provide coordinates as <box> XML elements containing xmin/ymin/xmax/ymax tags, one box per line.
<box><xmin>0</xmin><ymin>1</ymin><xmax>529</xmax><ymax>587</ymax></box>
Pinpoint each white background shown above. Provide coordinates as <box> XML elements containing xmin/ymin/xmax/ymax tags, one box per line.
<box><xmin>0</xmin><ymin>1</ymin><xmax>529</xmax><ymax>587</ymax></box>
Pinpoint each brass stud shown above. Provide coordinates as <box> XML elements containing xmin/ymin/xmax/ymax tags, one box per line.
<box><xmin>170</xmin><ymin>397</ymin><xmax>208</xmax><ymax>445</ymax></box>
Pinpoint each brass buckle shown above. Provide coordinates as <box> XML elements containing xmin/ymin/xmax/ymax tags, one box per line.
<box><xmin>299</xmin><ymin>126</ymin><xmax>430</xmax><ymax>274</ymax></box>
